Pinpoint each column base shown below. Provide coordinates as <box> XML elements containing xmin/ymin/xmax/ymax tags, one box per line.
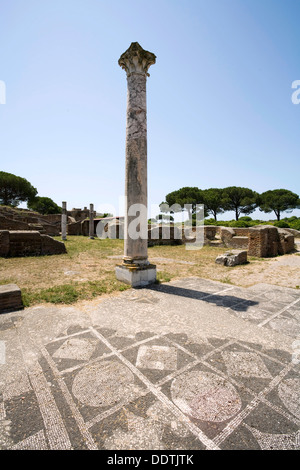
<box><xmin>115</xmin><ymin>263</ymin><xmax>156</xmax><ymax>287</ymax></box>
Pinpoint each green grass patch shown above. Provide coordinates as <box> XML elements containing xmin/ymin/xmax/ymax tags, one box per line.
<box><xmin>22</xmin><ymin>277</ymin><xmax>130</xmax><ymax>307</ymax></box>
<box><xmin>220</xmin><ymin>276</ymin><xmax>233</xmax><ymax>284</ymax></box>
<box><xmin>0</xmin><ymin>278</ymin><xmax>15</xmax><ymax>285</ymax></box>
<box><xmin>156</xmin><ymin>270</ymin><xmax>172</xmax><ymax>283</ymax></box>
<box><xmin>53</xmin><ymin>236</ymin><xmax>124</xmax><ymax>258</ymax></box>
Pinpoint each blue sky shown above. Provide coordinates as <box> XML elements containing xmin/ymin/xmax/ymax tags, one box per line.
<box><xmin>0</xmin><ymin>0</ymin><xmax>299</xmax><ymax>220</ymax></box>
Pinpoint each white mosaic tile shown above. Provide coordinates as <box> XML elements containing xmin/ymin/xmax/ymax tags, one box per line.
<box><xmin>136</xmin><ymin>345</ymin><xmax>177</xmax><ymax>371</ymax></box>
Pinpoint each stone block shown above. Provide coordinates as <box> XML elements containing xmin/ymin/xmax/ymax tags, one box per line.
<box><xmin>0</xmin><ymin>284</ymin><xmax>23</xmax><ymax>313</ymax></box>
<box><xmin>0</xmin><ymin>230</ymin><xmax>67</xmax><ymax>257</ymax></box>
<box><xmin>41</xmin><ymin>235</ymin><xmax>67</xmax><ymax>255</ymax></box>
<box><xmin>220</xmin><ymin>227</ymin><xmax>235</xmax><ymax>245</ymax></box>
<box><xmin>8</xmin><ymin>231</ymin><xmax>41</xmax><ymax>257</ymax></box>
<box><xmin>215</xmin><ymin>250</ymin><xmax>248</xmax><ymax>267</ymax></box>
<box><xmin>0</xmin><ymin>231</ymin><xmax>10</xmax><ymax>257</ymax></box>
<box><xmin>230</xmin><ymin>236</ymin><xmax>249</xmax><ymax>249</ymax></box>
<box><xmin>115</xmin><ymin>264</ymin><xmax>156</xmax><ymax>287</ymax></box>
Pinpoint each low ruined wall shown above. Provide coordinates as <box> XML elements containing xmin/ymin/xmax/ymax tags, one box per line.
<box><xmin>0</xmin><ymin>230</ymin><xmax>67</xmax><ymax>257</ymax></box>
<box><xmin>9</xmin><ymin>231</ymin><xmax>42</xmax><ymax>257</ymax></box>
<box><xmin>0</xmin><ymin>211</ymin><xmax>61</xmax><ymax>236</ymax></box>
<box><xmin>0</xmin><ymin>230</ymin><xmax>10</xmax><ymax>257</ymax></box>
<box><xmin>0</xmin><ymin>284</ymin><xmax>23</xmax><ymax>313</ymax></box>
<box><xmin>232</xmin><ymin>228</ymin><xmax>251</xmax><ymax>237</ymax></box>
<box><xmin>0</xmin><ymin>214</ymin><xmax>31</xmax><ymax>231</ymax></box>
<box><xmin>277</xmin><ymin>228</ymin><xmax>295</xmax><ymax>255</ymax></box>
<box><xmin>41</xmin><ymin>214</ymin><xmax>62</xmax><ymax>224</ymax></box>
<box><xmin>220</xmin><ymin>227</ymin><xmax>236</xmax><ymax>245</ymax></box>
<box><xmin>148</xmin><ymin>225</ymin><xmax>183</xmax><ymax>246</ymax></box>
<box><xmin>248</xmin><ymin>226</ymin><xmax>294</xmax><ymax>257</ymax></box>
<box><xmin>67</xmin><ymin>220</ymin><xmax>82</xmax><ymax>235</ymax></box>
<box><xmin>220</xmin><ymin>225</ymin><xmax>295</xmax><ymax>257</ymax></box>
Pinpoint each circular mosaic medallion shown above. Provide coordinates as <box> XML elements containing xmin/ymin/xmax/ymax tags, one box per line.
<box><xmin>171</xmin><ymin>371</ymin><xmax>242</xmax><ymax>422</ymax></box>
<box><xmin>72</xmin><ymin>360</ymin><xmax>135</xmax><ymax>407</ymax></box>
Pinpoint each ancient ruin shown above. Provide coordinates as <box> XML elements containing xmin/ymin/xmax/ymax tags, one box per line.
<box><xmin>61</xmin><ymin>201</ymin><xmax>67</xmax><ymax>241</ymax></box>
<box><xmin>0</xmin><ymin>205</ymin><xmax>61</xmax><ymax>236</ymax></box>
<box><xmin>216</xmin><ymin>225</ymin><xmax>295</xmax><ymax>257</ymax></box>
<box><xmin>115</xmin><ymin>42</ymin><xmax>157</xmax><ymax>287</ymax></box>
<box><xmin>215</xmin><ymin>250</ymin><xmax>248</xmax><ymax>266</ymax></box>
<box><xmin>0</xmin><ymin>283</ymin><xmax>23</xmax><ymax>313</ymax></box>
<box><xmin>89</xmin><ymin>203</ymin><xmax>95</xmax><ymax>239</ymax></box>
<box><xmin>0</xmin><ymin>230</ymin><xmax>66</xmax><ymax>257</ymax></box>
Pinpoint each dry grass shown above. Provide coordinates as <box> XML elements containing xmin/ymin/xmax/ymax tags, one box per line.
<box><xmin>0</xmin><ymin>236</ymin><xmax>299</xmax><ymax>306</ymax></box>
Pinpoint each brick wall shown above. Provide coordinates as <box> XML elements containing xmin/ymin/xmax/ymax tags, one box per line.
<box><xmin>248</xmin><ymin>226</ymin><xmax>294</xmax><ymax>257</ymax></box>
<box><xmin>0</xmin><ymin>230</ymin><xmax>67</xmax><ymax>257</ymax></box>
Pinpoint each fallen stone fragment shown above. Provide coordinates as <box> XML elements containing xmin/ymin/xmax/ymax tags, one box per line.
<box><xmin>215</xmin><ymin>250</ymin><xmax>248</xmax><ymax>267</ymax></box>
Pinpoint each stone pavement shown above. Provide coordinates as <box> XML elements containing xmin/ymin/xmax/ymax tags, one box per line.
<box><xmin>0</xmin><ymin>277</ymin><xmax>300</xmax><ymax>450</ymax></box>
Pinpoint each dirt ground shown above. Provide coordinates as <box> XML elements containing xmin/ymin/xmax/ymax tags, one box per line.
<box><xmin>216</xmin><ymin>253</ymin><xmax>300</xmax><ymax>288</ymax></box>
<box><xmin>149</xmin><ymin>252</ymin><xmax>300</xmax><ymax>289</ymax></box>
<box><xmin>0</xmin><ymin>238</ymin><xmax>299</xmax><ymax>307</ymax></box>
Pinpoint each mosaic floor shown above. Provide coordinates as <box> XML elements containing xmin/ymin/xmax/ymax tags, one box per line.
<box><xmin>0</xmin><ymin>278</ymin><xmax>300</xmax><ymax>450</ymax></box>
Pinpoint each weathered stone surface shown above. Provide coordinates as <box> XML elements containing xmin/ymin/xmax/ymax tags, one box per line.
<box><xmin>277</xmin><ymin>228</ymin><xmax>295</xmax><ymax>254</ymax></box>
<box><xmin>115</xmin><ymin>264</ymin><xmax>156</xmax><ymax>287</ymax></box>
<box><xmin>215</xmin><ymin>250</ymin><xmax>248</xmax><ymax>266</ymax></box>
<box><xmin>220</xmin><ymin>227</ymin><xmax>236</xmax><ymax>246</ymax></box>
<box><xmin>218</xmin><ymin>225</ymin><xmax>295</xmax><ymax>258</ymax></box>
<box><xmin>67</xmin><ymin>220</ymin><xmax>82</xmax><ymax>235</ymax></box>
<box><xmin>0</xmin><ymin>230</ymin><xmax>10</xmax><ymax>257</ymax></box>
<box><xmin>89</xmin><ymin>204</ymin><xmax>95</xmax><ymax>239</ymax></box>
<box><xmin>0</xmin><ymin>207</ymin><xmax>61</xmax><ymax>236</ymax></box>
<box><xmin>283</xmin><ymin>227</ymin><xmax>300</xmax><ymax>238</ymax></box>
<box><xmin>230</xmin><ymin>236</ymin><xmax>249</xmax><ymax>249</ymax></box>
<box><xmin>116</xmin><ymin>42</ymin><xmax>156</xmax><ymax>286</ymax></box>
<box><xmin>0</xmin><ymin>214</ymin><xmax>31</xmax><ymax>231</ymax></box>
<box><xmin>41</xmin><ymin>234</ymin><xmax>67</xmax><ymax>255</ymax></box>
<box><xmin>0</xmin><ymin>230</ymin><xmax>67</xmax><ymax>257</ymax></box>
<box><xmin>0</xmin><ymin>283</ymin><xmax>23</xmax><ymax>313</ymax></box>
<box><xmin>9</xmin><ymin>231</ymin><xmax>42</xmax><ymax>257</ymax></box>
<box><xmin>61</xmin><ymin>202</ymin><xmax>67</xmax><ymax>241</ymax></box>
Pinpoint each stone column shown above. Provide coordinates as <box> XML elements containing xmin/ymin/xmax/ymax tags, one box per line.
<box><xmin>115</xmin><ymin>42</ymin><xmax>156</xmax><ymax>287</ymax></box>
<box><xmin>89</xmin><ymin>203</ymin><xmax>94</xmax><ymax>239</ymax></box>
<box><xmin>61</xmin><ymin>201</ymin><xmax>67</xmax><ymax>241</ymax></box>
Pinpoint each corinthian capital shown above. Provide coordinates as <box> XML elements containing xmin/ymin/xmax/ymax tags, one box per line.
<box><xmin>118</xmin><ymin>42</ymin><xmax>156</xmax><ymax>77</ymax></box>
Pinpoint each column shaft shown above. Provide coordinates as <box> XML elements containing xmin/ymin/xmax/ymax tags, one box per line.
<box><xmin>89</xmin><ymin>204</ymin><xmax>94</xmax><ymax>239</ymax></box>
<box><xmin>124</xmin><ymin>73</ymin><xmax>148</xmax><ymax>264</ymax></box>
<box><xmin>61</xmin><ymin>201</ymin><xmax>67</xmax><ymax>241</ymax></box>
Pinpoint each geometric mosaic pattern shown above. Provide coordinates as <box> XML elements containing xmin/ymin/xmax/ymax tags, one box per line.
<box><xmin>0</xmin><ymin>278</ymin><xmax>300</xmax><ymax>450</ymax></box>
<box><xmin>0</xmin><ymin>327</ymin><xmax>299</xmax><ymax>450</ymax></box>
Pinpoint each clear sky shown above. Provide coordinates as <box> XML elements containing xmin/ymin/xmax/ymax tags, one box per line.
<box><xmin>0</xmin><ymin>0</ymin><xmax>299</xmax><ymax>220</ymax></box>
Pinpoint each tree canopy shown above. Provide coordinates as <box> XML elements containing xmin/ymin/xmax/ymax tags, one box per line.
<box><xmin>222</xmin><ymin>186</ymin><xmax>259</xmax><ymax>220</ymax></box>
<box><xmin>0</xmin><ymin>171</ymin><xmax>37</xmax><ymax>207</ymax></box>
<box><xmin>27</xmin><ymin>196</ymin><xmax>62</xmax><ymax>215</ymax></box>
<box><xmin>258</xmin><ymin>189</ymin><xmax>300</xmax><ymax>220</ymax></box>
<box><xmin>163</xmin><ymin>187</ymin><xmax>205</xmax><ymax>219</ymax></box>
<box><xmin>202</xmin><ymin>188</ymin><xmax>225</xmax><ymax>221</ymax></box>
